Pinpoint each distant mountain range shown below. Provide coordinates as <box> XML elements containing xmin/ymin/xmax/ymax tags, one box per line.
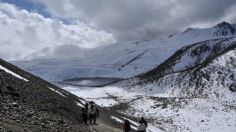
<box><xmin>12</xmin><ymin>22</ymin><xmax>236</xmax><ymax>83</ymax></box>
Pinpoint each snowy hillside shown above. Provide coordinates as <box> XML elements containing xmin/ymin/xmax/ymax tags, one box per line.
<box><xmin>135</xmin><ymin>38</ymin><xmax>236</xmax><ymax>99</ymax></box>
<box><xmin>114</xmin><ymin>36</ymin><xmax>236</xmax><ymax>132</ymax></box>
<box><xmin>12</xmin><ymin>22</ymin><xmax>236</xmax><ymax>83</ymax></box>
<box><xmin>126</xmin><ymin>52</ymin><xmax>236</xmax><ymax>131</ymax></box>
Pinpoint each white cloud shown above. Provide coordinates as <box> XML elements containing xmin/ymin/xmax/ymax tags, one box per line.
<box><xmin>0</xmin><ymin>2</ymin><xmax>115</xmax><ymax>61</ymax></box>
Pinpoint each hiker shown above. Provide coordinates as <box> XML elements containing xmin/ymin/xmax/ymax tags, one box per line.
<box><xmin>140</xmin><ymin>117</ymin><xmax>147</xmax><ymax>127</ymax></box>
<box><xmin>123</xmin><ymin>119</ymin><xmax>131</xmax><ymax>132</ymax></box>
<box><xmin>89</xmin><ymin>110</ymin><xmax>97</xmax><ymax>125</ymax></box>
<box><xmin>85</xmin><ymin>102</ymin><xmax>88</xmax><ymax>113</ymax></box>
<box><xmin>81</xmin><ymin>108</ymin><xmax>88</xmax><ymax>125</ymax></box>
<box><xmin>95</xmin><ymin>107</ymin><xmax>99</xmax><ymax>117</ymax></box>
<box><xmin>92</xmin><ymin>110</ymin><xmax>97</xmax><ymax>124</ymax></box>
<box><xmin>88</xmin><ymin>110</ymin><xmax>93</xmax><ymax>125</ymax></box>
<box><xmin>137</xmin><ymin>120</ymin><xmax>146</xmax><ymax>132</ymax></box>
<box><xmin>86</xmin><ymin>101</ymin><xmax>97</xmax><ymax>125</ymax></box>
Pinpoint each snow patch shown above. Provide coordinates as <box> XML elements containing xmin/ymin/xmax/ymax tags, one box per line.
<box><xmin>61</xmin><ymin>86</ymin><xmax>137</xmax><ymax>107</ymax></box>
<box><xmin>0</xmin><ymin>64</ymin><xmax>28</xmax><ymax>81</ymax></box>
<box><xmin>79</xmin><ymin>99</ymin><xmax>86</xmax><ymax>105</ymax></box>
<box><xmin>48</xmin><ymin>87</ymin><xmax>66</xmax><ymax>97</ymax></box>
<box><xmin>110</xmin><ymin>116</ymin><xmax>137</xmax><ymax>130</ymax></box>
<box><xmin>111</xmin><ymin>116</ymin><xmax>123</xmax><ymax>123</ymax></box>
<box><xmin>75</xmin><ymin>101</ymin><xmax>84</xmax><ymax>108</ymax></box>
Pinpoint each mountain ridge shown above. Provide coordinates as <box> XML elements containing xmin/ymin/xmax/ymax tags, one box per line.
<box><xmin>12</xmin><ymin>22</ymin><xmax>236</xmax><ymax>83</ymax></box>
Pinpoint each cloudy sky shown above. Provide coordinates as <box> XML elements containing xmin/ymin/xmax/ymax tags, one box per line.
<box><xmin>0</xmin><ymin>0</ymin><xmax>236</xmax><ymax>61</ymax></box>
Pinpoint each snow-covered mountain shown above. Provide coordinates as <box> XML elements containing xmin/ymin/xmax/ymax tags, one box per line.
<box><xmin>116</xmin><ymin>38</ymin><xmax>236</xmax><ymax>132</ymax></box>
<box><xmin>113</xmin><ymin>23</ymin><xmax>236</xmax><ymax>132</ymax></box>
<box><xmin>12</xmin><ymin>22</ymin><xmax>236</xmax><ymax>83</ymax></box>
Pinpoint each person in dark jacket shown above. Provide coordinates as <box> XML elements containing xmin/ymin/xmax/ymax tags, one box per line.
<box><xmin>123</xmin><ymin>119</ymin><xmax>131</xmax><ymax>132</ymax></box>
<box><xmin>140</xmin><ymin>117</ymin><xmax>147</xmax><ymax>127</ymax></box>
<box><xmin>81</xmin><ymin>108</ymin><xmax>88</xmax><ymax>125</ymax></box>
<box><xmin>89</xmin><ymin>110</ymin><xmax>93</xmax><ymax>125</ymax></box>
<box><xmin>89</xmin><ymin>110</ymin><xmax>97</xmax><ymax>125</ymax></box>
<box><xmin>85</xmin><ymin>102</ymin><xmax>88</xmax><ymax>113</ymax></box>
<box><xmin>92</xmin><ymin>110</ymin><xmax>97</xmax><ymax>124</ymax></box>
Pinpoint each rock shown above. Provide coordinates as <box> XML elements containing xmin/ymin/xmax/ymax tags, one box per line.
<box><xmin>12</xmin><ymin>102</ymin><xmax>18</xmax><ymax>107</ymax></box>
<box><xmin>229</xmin><ymin>83</ymin><xmax>236</xmax><ymax>92</ymax></box>
<box><xmin>6</xmin><ymin>86</ymin><xmax>15</xmax><ymax>92</ymax></box>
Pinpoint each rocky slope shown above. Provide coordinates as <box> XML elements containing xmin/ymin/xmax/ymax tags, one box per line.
<box><xmin>0</xmin><ymin>58</ymin><xmax>123</xmax><ymax>132</ymax></box>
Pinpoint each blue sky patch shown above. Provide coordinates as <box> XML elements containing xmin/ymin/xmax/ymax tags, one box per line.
<box><xmin>0</xmin><ymin>0</ymin><xmax>51</xmax><ymax>18</ymax></box>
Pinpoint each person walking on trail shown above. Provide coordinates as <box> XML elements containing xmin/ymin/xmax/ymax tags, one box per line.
<box><xmin>85</xmin><ymin>102</ymin><xmax>88</xmax><ymax>113</ymax></box>
<box><xmin>86</xmin><ymin>101</ymin><xmax>98</xmax><ymax>125</ymax></box>
<box><xmin>140</xmin><ymin>117</ymin><xmax>147</xmax><ymax>127</ymax></box>
<box><xmin>89</xmin><ymin>110</ymin><xmax>97</xmax><ymax>125</ymax></box>
<box><xmin>123</xmin><ymin>119</ymin><xmax>131</xmax><ymax>132</ymax></box>
<box><xmin>88</xmin><ymin>109</ymin><xmax>93</xmax><ymax>125</ymax></box>
<box><xmin>81</xmin><ymin>108</ymin><xmax>88</xmax><ymax>125</ymax></box>
<box><xmin>92</xmin><ymin>110</ymin><xmax>97</xmax><ymax>124</ymax></box>
<box><xmin>89</xmin><ymin>107</ymin><xmax>97</xmax><ymax>125</ymax></box>
<box><xmin>137</xmin><ymin>120</ymin><xmax>146</xmax><ymax>132</ymax></box>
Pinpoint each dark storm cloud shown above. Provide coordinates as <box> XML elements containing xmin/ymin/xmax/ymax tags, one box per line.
<box><xmin>36</xmin><ymin>0</ymin><xmax>236</xmax><ymax>41</ymax></box>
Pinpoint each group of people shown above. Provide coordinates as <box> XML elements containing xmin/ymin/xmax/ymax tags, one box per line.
<box><xmin>124</xmin><ymin>117</ymin><xmax>147</xmax><ymax>132</ymax></box>
<box><xmin>81</xmin><ymin>101</ymin><xmax>99</xmax><ymax>125</ymax></box>
<box><xmin>82</xmin><ymin>101</ymin><xmax>148</xmax><ymax>132</ymax></box>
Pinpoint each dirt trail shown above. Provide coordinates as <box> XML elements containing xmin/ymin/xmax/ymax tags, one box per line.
<box><xmin>89</xmin><ymin>122</ymin><xmax>122</xmax><ymax>132</ymax></box>
<box><xmin>75</xmin><ymin>119</ymin><xmax>122</xmax><ymax>132</ymax></box>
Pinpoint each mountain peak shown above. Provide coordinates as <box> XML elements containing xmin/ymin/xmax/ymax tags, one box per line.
<box><xmin>183</xmin><ymin>27</ymin><xmax>195</xmax><ymax>33</ymax></box>
<box><xmin>213</xmin><ymin>21</ymin><xmax>235</xmax><ymax>36</ymax></box>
